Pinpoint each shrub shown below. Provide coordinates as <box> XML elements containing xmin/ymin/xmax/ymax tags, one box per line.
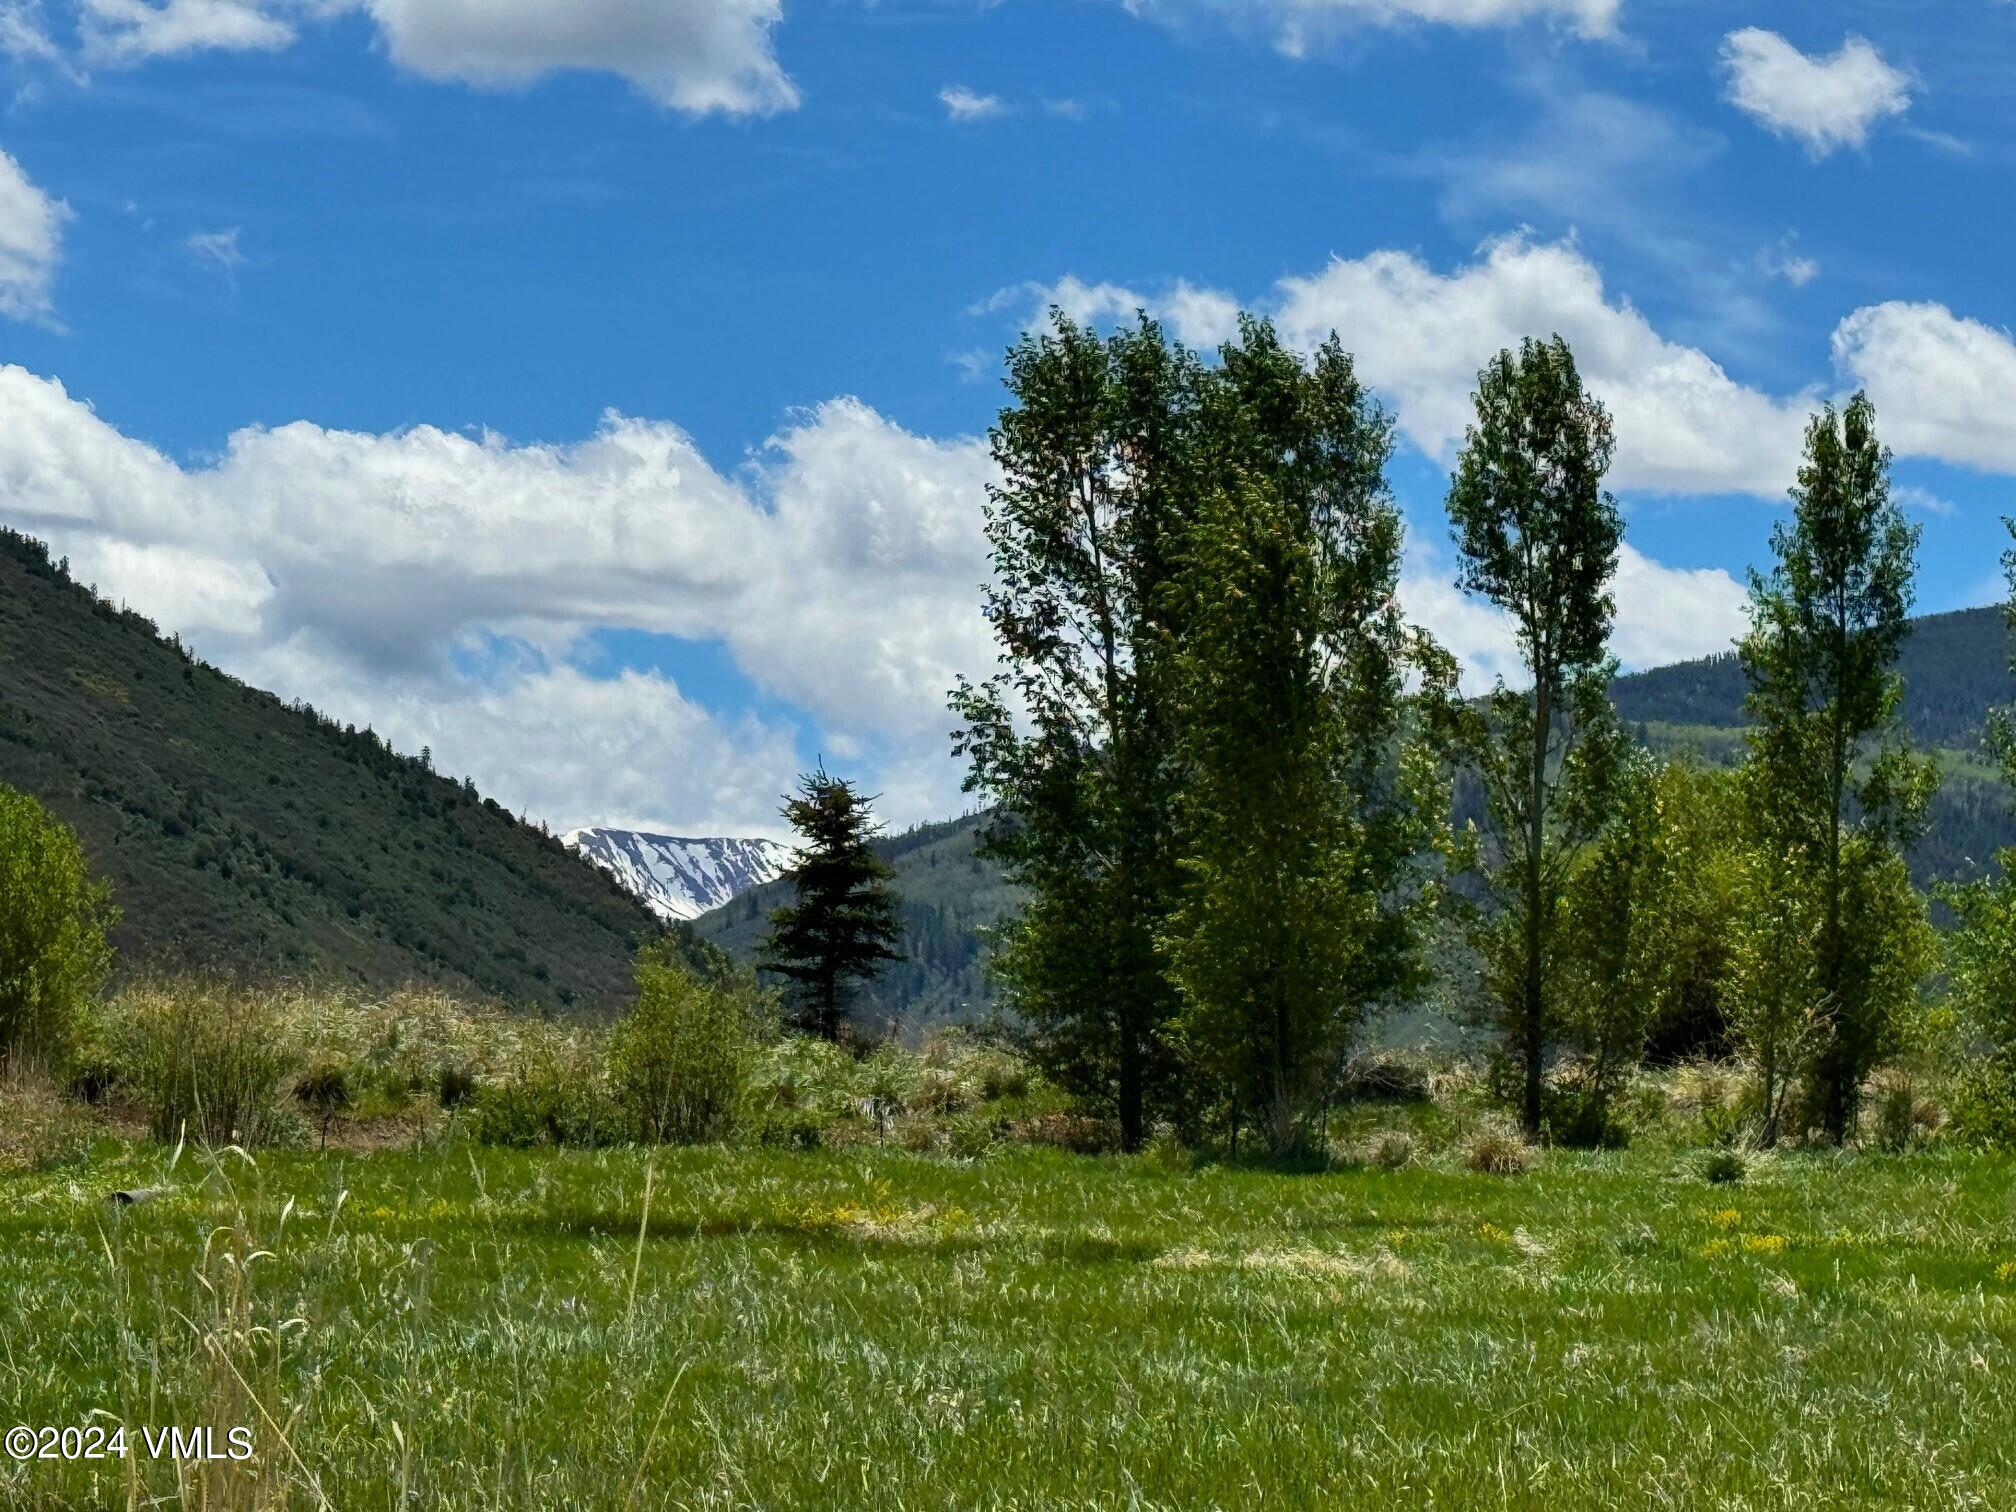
<box><xmin>468</xmin><ymin>1035</ymin><xmax>614</xmax><ymax>1148</ymax></box>
<box><xmin>1950</xmin><ymin>1047</ymin><xmax>2016</xmax><ymax>1148</ymax></box>
<box><xmin>1367</xmin><ymin>1130</ymin><xmax>1417</xmax><ymax>1171</ymax></box>
<box><xmin>607</xmin><ymin>946</ymin><xmax>763</xmax><ymax>1145</ymax></box>
<box><xmin>1338</xmin><ymin>1050</ymin><xmax>1433</xmax><ymax>1104</ymax></box>
<box><xmin>0</xmin><ymin>1070</ymin><xmax>102</xmax><ymax>1172</ymax></box>
<box><xmin>0</xmin><ymin>785</ymin><xmax>117</xmax><ymax>1068</ymax></box>
<box><xmin>1869</xmin><ymin>1070</ymin><xmax>1944</xmax><ymax>1151</ymax></box>
<box><xmin>1465</xmin><ymin>1119</ymin><xmax>1535</xmax><ymax>1176</ymax></box>
<box><xmin>110</xmin><ymin>980</ymin><xmax>296</xmax><ymax>1146</ymax></box>
<box><xmin>438</xmin><ymin>1062</ymin><xmax>478</xmax><ymax>1113</ymax></box>
<box><xmin>1697</xmin><ymin>1147</ymin><xmax>1746</xmax><ymax>1185</ymax></box>
<box><xmin>295</xmin><ymin>1059</ymin><xmax>353</xmax><ymax>1148</ymax></box>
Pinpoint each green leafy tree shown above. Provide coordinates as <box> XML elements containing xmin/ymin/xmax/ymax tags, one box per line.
<box><xmin>1553</xmin><ymin>753</ymin><xmax>1669</xmax><ymax>1143</ymax></box>
<box><xmin>1938</xmin><ymin>520</ymin><xmax>2016</xmax><ymax>1144</ymax></box>
<box><xmin>609</xmin><ymin>939</ymin><xmax>766</xmax><ymax>1143</ymax></box>
<box><xmin>1639</xmin><ymin>762</ymin><xmax>1744</xmax><ymax>1063</ymax></box>
<box><xmin>759</xmin><ymin>767</ymin><xmax>904</xmax><ymax>1044</ymax></box>
<box><xmin>1443</xmin><ymin>335</ymin><xmax>1627</xmax><ymax>1137</ymax></box>
<box><xmin>0</xmin><ymin>783</ymin><xmax>117</xmax><ymax>1067</ymax></box>
<box><xmin>1723</xmin><ymin>832</ymin><xmax>1823</xmax><ymax>1147</ymax></box>
<box><xmin>1739</xmin><ymin>393</ymin><xmax>1936</xmax><ymax>1143</ymax></box>
<box><xmin>952</xmin><ymin>313</ymin><xmax>1201</xmax><ymax>1149</ymax></box>
<box><xmin>1160</xmin><ymin>323</ymin><xmax>1454</xmax><ymax>1155</ymax></box>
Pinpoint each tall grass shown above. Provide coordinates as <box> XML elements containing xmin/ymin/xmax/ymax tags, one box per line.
<box><xmin>7</xmin><ymin>1139</ymin><xmax>2016</xmax><ymax>1507</ymax></box>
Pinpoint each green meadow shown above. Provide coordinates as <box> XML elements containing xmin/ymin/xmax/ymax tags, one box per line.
<box><xmin>5</xmin><ymin>1138</ymin><xmax>2016</xmax><ymax>1510</ymax></box>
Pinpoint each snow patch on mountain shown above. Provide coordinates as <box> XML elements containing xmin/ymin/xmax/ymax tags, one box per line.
<box><xmin>563</xmin><ymin>828</ymin><xmax>792</xmax><ymax>922</ymax></box>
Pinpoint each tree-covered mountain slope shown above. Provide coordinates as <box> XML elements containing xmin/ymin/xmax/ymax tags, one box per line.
<box><xmin>0</xmin><ymin>530</ymin><xmax>658</xmax><ymax>1015</ymax></box>
<box><xmin>1613</xmin><ymin>605</ymin><xmax>2012</xmax><ymax>749</ymax></box>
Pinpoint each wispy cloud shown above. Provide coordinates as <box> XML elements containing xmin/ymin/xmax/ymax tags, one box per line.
<box><xmin>938</xmin><ymin>84</ymin><xmax>1005</xmax><ymax>122</ymax></box>
<box><xmin>185</xmin><ymin>226</ymin><xmax>247</xmax><ymax>274</ymax></box>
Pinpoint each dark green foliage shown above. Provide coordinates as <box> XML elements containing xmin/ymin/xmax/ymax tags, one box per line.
<box><xmin>1739</xmin><ymin>394</ymin><xmax>1937</xmax><ymax>1144</ymax></box>
<box><xmin>294</xmin><ymin>1059</ymin><xmax>352</xmax><ymax>1149</ymax></box>
<box><xmin>759</xmin><ymin>767</ymin><xmax>903</xmax><ymax>1043</ymax></box>
<box><xmin>0</xmin><ymin>529</ymin><xmax>656</xmax><ymax>1013</ymax></box>
<box><xmin>1162</xmin><ymin>322</ymin><xmax>1453</xmax><ymax>1154</ymax></box>
<box><xmin>1442</xmin><ymin>335</ymin><xmax>1627</xmax><ymax>1137</ymax></box>
<box><xmin>951</xmin><ymin>314</ymin><xmax>1202</xmax><ymax>1150</ymax></box>
<box><xmin>694</xmin><ymin>812</ymin><xmax>1020</xmax><ymax>1038</ymax></box>
<box><xmin>437</xmin><ymin>1062</ymin><xmax>478</xmax><ymax>1112</ymax></box>
<box><xmin>0</xmin><ymin>781</ymin><xmax>117</xmax><ymax>1067</ymax></box>
<box><xmin>1616</xmin><ymin>605</ymin><xmax>2015</xmax><ymax>752</ymax></box>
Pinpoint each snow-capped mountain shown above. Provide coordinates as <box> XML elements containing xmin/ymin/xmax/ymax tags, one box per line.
<box><xmin>563</xmin><ymin>828</ymin><xmax>793</xmax><ymax>922</ymax></box>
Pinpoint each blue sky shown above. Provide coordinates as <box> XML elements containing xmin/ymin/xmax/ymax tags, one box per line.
<box><xmin>3</xmin><ymin>0</ymin><xmax>2015</xmax><ymax>836</ymax></box>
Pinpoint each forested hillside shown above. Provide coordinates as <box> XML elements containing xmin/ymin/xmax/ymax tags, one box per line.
<box><xmin>1614</xmin><ymin>605</ymin><xmax>2013</xmax><ymax>749</ymax></box>
<box><xmin>0</xmin><ymin>530</ymin><xmax>658</xmax><ymax>1013</ymax></box>
<box><xmin>1618</xmin><ymin>605</ymin><xmax>2016</xmax><ymax>882</ymax></box>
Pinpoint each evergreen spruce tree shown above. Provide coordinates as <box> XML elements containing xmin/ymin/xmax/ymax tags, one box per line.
<box><xmin>1443</xmin><ymin>335</ymin><xmax>1627</xmax><ymax>1138</ymax></box>
<box><xmin>951</xmin><ymin>313</ymin><xmax>1201</xmax><ymax>1149</ymax></box>
<box><xmin>759</xmin><ymin>767</ymin><xmax>904</xmax><ymax>1044</ymax></box>
<box><xmin>1161</xmin><ymin>321</ymin><xmax>1454</xmax><ymax>1155</ymax></box>
<box><xmin>1739</xmin><ymin>393</ymin><xmax>1937</xmax><ymax>1144</ymax></box>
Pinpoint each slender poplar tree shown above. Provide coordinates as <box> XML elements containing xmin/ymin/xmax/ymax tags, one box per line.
<box><xmin>759</xmin><ymin>766</ymin><xmax>904</xmax><ymax>1044</ymax></box>
<box><xmin>951</xmin><ymin>313</ymin><xmax>1200</xmax><ymax>1149</ymax></box>
<box><xmin>1161</xmin><ymin>322</ymin><xmax>1455</xmax><ymax>1154</ymax></box>
<box><xmin>1739</xmin><ymin>392</ymin><xmax>1936</xmax><ymax>1143</ymax></box>
<box><xmin>1444</xmin><ymin>335</ymin><xmax>1626</xmax><ymax>1138</ymax></box>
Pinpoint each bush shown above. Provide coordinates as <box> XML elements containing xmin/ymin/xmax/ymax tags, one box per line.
<box><xmin>1367</xmin><ymin>1130</ymin><xmax>1417</xmax><ymax>1171</ymax></box>
<box><xmin>1697</xmin><ymin>1147</ymin><xmax>1746</xmax><ymax>1185</ymax></box>
<box><xmin>0</xmin><ymin>1070</ymin><xmax>102</xmax><ymax>1172</ymax></box>
<box><xmin>1948</xmin><ymin>1048</ymin><xmax>2016</xmax><ymax>1148</ymax></box>
<box><xmin>111</xmin><ymin>980</ymin><xmax>296</xmax><ymax>1146</ymax></box>
<box><xmin>468</xmin><ymin>1036</ymin><xmax>614</xmax><ymax>1148</ymax></box>
<box><xmin>607</xmin><ymin>947</ymin><xmax>763</xmax><ymax>1145</ymax></box>
<box><xmin>1869</xmin><ymin>1071</ymin><xmax>1943</xmax><ymax>1151</ymax></box>
<box><xmin>1544</xmin><ymin>1083</ymin><xmax>1630</xmax><ymax>1150</ymax></box>
<box><xmin>0</xmin><ymin>785</ymin><xmax>117</xmax><ymax>1068</ymax></box>
<box><xmin>295</xmin><ymin>1059</ymin><xmax>352</xmax><ymax>1148</ymax></box>
<box><xmin>1338</xmin><ymin>1050</ymin><xmax>1433</xmax><ymax>1104</ymax></box>
<box><xmin>1465</xmin><ymin>1119</ymin><xmax>1535</xmax><ymax>1176</ymax></box>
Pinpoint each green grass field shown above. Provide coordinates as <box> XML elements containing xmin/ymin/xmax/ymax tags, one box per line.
<box><xmin>6</xmin><ymin>1139</ymin><xmax>2016</xmax><ymax>1509</ymax></box>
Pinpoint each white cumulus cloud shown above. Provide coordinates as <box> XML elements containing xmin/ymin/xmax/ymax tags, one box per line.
<box><xmin>1831</xmin><ymin>301</ymin><xmax>2016</xmax><ymax>474</ymax></box>
<box><xmin>63</xmin><ymin>0</ymin><xmax>798</xmax><ymax>116</ymax></box>
<box><xmin>1009</xmin><ymin>237</ymin><xmax>1814</xmax><ymax>497</ymax></box>
<box><xmin>0</xmin><ymin>365</ymin><xmax>987</xmax><ymax>831</ymax></box>
<box><xmin>360</xmin><ymin>0</ymin><xmax>798</xmax><ymax>116</ymax></box>
<box><xmin>1720</xmin><ymin>29</ymin><xmax>1911</xmax><ymax>156</ymax></box>
<box><xmin>0</xmin><ymin>147</ymin><xmax>69</xmax><ymax>322</ymax></box>
<box><xmin>79</xmin><ymin>0</ymin><xmax>295</xmax><ymax>63</ymax></box>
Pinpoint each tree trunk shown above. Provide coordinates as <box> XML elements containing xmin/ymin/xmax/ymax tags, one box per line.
<box><xmin>1117</xmin><ymin>1019</ymin><xmax>1144</xmax><ymax>1153</ymax></box>
<box><xmin>1522</xmin><ymin>679</ymin><xmax>1552</xmax><ymax>1139</ymax></box>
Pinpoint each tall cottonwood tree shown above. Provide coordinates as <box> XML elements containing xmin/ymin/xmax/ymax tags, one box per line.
<box><xmin>1940</xmin><ymin>521</ymin><xmax>2016</xmax><ymax>1144</ymax></box>
<box><xmin>1739</xmin><ymin>393</ymin><xmax>1936</xmax><ymax>1144</ymax></box>
<box><xmin>759</xmin><ymin>767</ymin><xmax>904</xmax><ymax>1043</ymax></box>
<box><xmin>1444</xmin><ymin>335</ymin><xmax>1626</xmax><ymax>1138</ymax></box>
<box><xmin>1162</xmin><ymin>323</ymin><xmax>1455</xmax><ymax>1155</ymax></box>
<box><xmin>951</xmin><ymin>314</ymin><xmax>1200</xmax><ymax>1149</ymax></box>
